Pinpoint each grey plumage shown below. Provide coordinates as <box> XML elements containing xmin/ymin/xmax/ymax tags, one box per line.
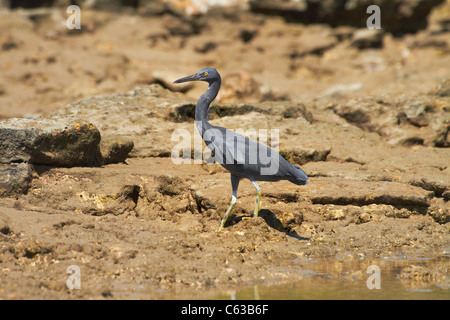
<box><xmin>174</xmin><ymin>67</ymin><xmax>308</xmax><ymax>231</ymax></box>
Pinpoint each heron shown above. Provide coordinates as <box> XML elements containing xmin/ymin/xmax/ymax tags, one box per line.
<box><xmin>174</xmin><ymin>68</ymin><xmax>308</xmax><ymax>232</ymax></box>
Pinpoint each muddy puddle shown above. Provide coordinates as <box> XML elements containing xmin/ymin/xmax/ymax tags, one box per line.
<box><xmin>215</xmin><ymin>252</ymin><xmax>449</xmax><ymax>300</ymax></box>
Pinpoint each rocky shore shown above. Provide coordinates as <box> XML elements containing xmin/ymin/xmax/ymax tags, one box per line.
<box><xmin>0</xmin><ymin>0</ymin><xmax>448</xmax><ymax>299</ymax></box>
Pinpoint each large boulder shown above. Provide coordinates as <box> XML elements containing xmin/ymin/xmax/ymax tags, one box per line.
<box><xmin>330</xmin><ymin>91</ymin><xmax>450</xmax><ymax>147</ymax></box>
<box><xmin>0</xmin><ymin>118</ymin><xmax>102</xmax><ymax>167</ymax></box>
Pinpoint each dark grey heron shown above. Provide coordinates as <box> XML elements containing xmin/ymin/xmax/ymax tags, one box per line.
<box><xmin>174</xmin><ymin>68</ymin><xmax>308</xmax><ymax>232</ymax></box>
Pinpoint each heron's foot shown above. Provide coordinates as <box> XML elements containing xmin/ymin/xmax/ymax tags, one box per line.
<box><xmin>242</xmin><ymin>210</ymin><xmax>259</xmax><ymax>220</ymax></box>
<box><xmin>216</xmin><ymin>217</ymin><xmax>230</xmax><ymax>232</ymax></box>
<box><xmin>216</xmin><ymin>214</ymin><xmax>231</xmax><ymax>232</ymax></box>
<box><xmin>216</xmin><ymin>199</ymin><xmax>236</xmax><ymax>232</ymax></box>
<box><xmin>216</xmin><ymin>217</ymin><xmax>231</xmax><ymax>232</ymax></box>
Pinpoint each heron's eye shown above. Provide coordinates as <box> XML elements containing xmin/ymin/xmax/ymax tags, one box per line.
<box><xmin>202</xmin><ymin>72</ymin><xmax>208</xmax><ymax>77</ymax></box>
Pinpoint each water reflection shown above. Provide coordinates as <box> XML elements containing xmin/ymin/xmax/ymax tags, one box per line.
<box><xmin>220</xmin><ymin>252</ymin><xmax>449</xmax><ymax>300</ymax></box>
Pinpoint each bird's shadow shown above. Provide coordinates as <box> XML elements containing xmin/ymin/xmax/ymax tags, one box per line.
<box><xmin>231</xmin><ymin>209</ymin><xmax>309</xmax><ymax>241</ymax></box>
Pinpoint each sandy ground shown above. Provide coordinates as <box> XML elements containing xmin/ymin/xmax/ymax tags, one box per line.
<box><xmin>0</xmin><ymin>3</ymin><xmax>449</xmax><ymax>299</ymax></box>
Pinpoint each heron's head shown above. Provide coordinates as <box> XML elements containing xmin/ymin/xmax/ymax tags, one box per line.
<box><xmin>173</xmin><ymin>67</ymin><xmax>220</xmax><ymax>85</ymax></box>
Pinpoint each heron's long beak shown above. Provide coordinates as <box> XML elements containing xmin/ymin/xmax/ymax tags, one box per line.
<box><xmin>173</xmin><ymin>73</ymin><xmax>201</xmax><ymax>84</ymax></box>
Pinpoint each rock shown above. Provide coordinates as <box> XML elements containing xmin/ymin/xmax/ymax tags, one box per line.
<box><xmin>209</xmin><ymin>103</ymin><xmax>267</xmax><ymax>118</ymax></box>
<box><xmin>76</xmin><ymin>0</ymin><xmax>130</xmax><ymax>12</ymax></box>
<box><xmin>280</xmin><ymin>146</ymin><xmax>330</xmax><ymax>166</ymax></box>
<box><xmin>100</xmin><ymin>135</ymin><xmax>134</xmax><ymax>165</ymax></box>
<box><xmin>407</xmin><ymin>37</ymin><xmax>448</xmax><ymax>49</ymax></box>
<box><xmin>162</xmin><ymin>15</ymin><xmax>206</xmax><ymax>37</ymax></box>
<box><xmin>282</xmin><ymin>104</ymin><xmax>314</xmax><ymax>122</ymax></box>
<box><xmin>443</xmin><ymin>190</ymin><xmax>450</xmax><ymax>201</ymax></box>
<box><xmin>12</xmin><ymin>238</ymin><xmax>53</xmax><ymax>259</ymax></box>
<box><xmin>2</xmin><ymin>40</ymin><xmax>18</xmax><ymax>51</ymax></box>
<box><xmin>156</xmin><ymin>175</ymin><xmax>186</xmax><ymax>196</ymax></box>
<box><xmin>362</xmin><ymin>204</ymin><xmax>411</xmax><ymax>219</ymax></box>
<box><xmin>306</xmin><ymin>177</ymin><xmax>434</xmax><ymax>209</ymax></box>
<box><xmin>239</xmin><ymin>29</ymin><xmax>258</xmax><ymax>43</ymax></box>
<box><xmin>0</xmin><ymin>163</ymin><xmax>35</xmax><ymax>197</ymax></box>
<box><xmin>401</xmin><ymin>101</ymin><xmax>437</xmax><ymax>127</ymax></box>
<box><xmin>0</xmin><ymin>118</ymin><xmax>102</xmax><ymax>167</ymax></box>
<box><xmin>264</xmin><ymin>191</ymin><xmax>299</xmax><ymax>203</ymax></box>
<box><xmin>189</xmin><ymin>185</ymin><xmax>217</xmax><ymax>212</ymax></box>
<box><xmin>250</xmin><ymin>0</ymin><xmax>445</xmax><ymax>34</ymax></box>
<box><xmin>331</xmin><ymin>94</ymin><xmax>450</xmax><ymax>147</ymax></box>
<box><xmin>0</xmin><ymin>215</ymin><xmax>11</xmax><ymax>235</ymax></box>
<box><xmin>428</xmin><ymin>207</ymin><xmax>449</xmax><ymax>224</ymax></box>
<box><xmin>316</xmin><ymin>205</ymin><xmax>346</xmax><ymax>221</ymax></box>
<box><xmin>166</xmin><ymin>103</ymin><xmax>197</xmax><ymax>122</ymax></box>
<box><xmin>194</xmin><ymin>41</ymin><xmax>217</xmax><ymax>53</ymax></box>
<box><xmin>427</xmin><ymin>198</ymin><xmax>449</xmax><ymax>224</ymax></box>
<box><xmin>279</xmin><ymin>210</ymin><xmax>303</xmax><ymax>230</ymax></box>
<box><xmin>77</xmin><ymin>185</ymin><xmax>140</xmax><ymax>216</ymax></box>
<box><xmin>433</xmin><ymin>123</ymin><xmax>450</xmax><ymax>148</ymax></box>
<box><xmin>427</xmin><ymin>0</ymin><xmax>450</xmax><ymax>33</ymax></box>
<box><xmin>410</xmin><ymin>178</ymin><xmax>449</xmax><ymax>198</ymax></box>
<box><xmin>389</xmin><ymin>208</ymin><xmax>412</xmax><ymax>219</ymax></box>
<box><xmin>355</xmin><ymin>211</ymin><xmax>372</xmax><ymax>224</ymax></box>
<box><xmin>332</xmin><ymin>26</ymin><xmax>355</xmax><ymax>41</ymax></box>
<box><xmin>218</xmin><ymin>71</ymin><xmax>288</xmax><ymax>102</ymax></box>
<box><xmin>363</xmin><ymin>203</ymin><xmax>391</xmax><ymax>216</ymax></box>
<box><xmin>44</xmin><ymin>85</ymin><xmax>308</xmax><ymax>160</ymax></box>
<box><xmin>350</xmin><ymin>29</ymin><xmax>384</xmax><ymax>49</ymax></box>
<box><xmin>288</xmin><ymin>28</ymin><xmax>338</xmax><ymax>59</ymax></box>
<box><xmin>331</xmin><ymin>97</ymin><xmax>392</xmax><ymax>135</ymax></box>
<box><xmin>144</xmin><ymin>0</ymin><xmax>247</xmax><ymax>16</ymax></box>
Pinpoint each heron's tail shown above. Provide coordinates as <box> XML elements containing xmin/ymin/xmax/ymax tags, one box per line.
<box><xmin>288</xmin><ymin>164</ymin><xmax>308</xmax><ymax>186</ymax></box>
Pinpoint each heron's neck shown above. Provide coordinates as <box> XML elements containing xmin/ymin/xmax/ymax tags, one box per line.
<box><xmin>195</xmin><ymin>79</ymin><xmax>221</xmax><ymax>133</ymax></box>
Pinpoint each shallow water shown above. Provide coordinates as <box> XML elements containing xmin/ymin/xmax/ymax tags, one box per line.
<box><xmin>216</xmin><ymin>252</ymin><xmax>449</xmax><ymax>300</ymax></box>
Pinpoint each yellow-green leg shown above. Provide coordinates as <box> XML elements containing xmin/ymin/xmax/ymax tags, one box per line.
<box><xmin>216</xmin><ymin>195</ymin><xmax>236</xmax><ymax>232</ymax></box>
<box><xmin>242</xmin><ymin>179</ymin><xmax>262</xmax><ymax>220</ymax></box>
<box><xmin>216</xmin><ymin>174</ymin><xmax>240</xmax><ymax>232</ymax></box>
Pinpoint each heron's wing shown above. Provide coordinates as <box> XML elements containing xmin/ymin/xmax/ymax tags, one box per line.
<box><xmin>203</xmin><ymin>126</ymin><xmax>293</xmax><ymax>178</ymax></box>
<box><xmin>202</xmin><ymin>128</ymin><xmax>247</xmax><ymax>164</ymax></box>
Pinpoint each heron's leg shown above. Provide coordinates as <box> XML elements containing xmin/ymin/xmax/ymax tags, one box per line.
<box><xmin>250</xmin><ymin>179</ymin><xmax>262</xmax><ymax>218</ymax></box>
<box><xmin>241</xmin><ymin>178</ymin><xmax>261</xmax><ymax>220</ymax></box>
<box><xmin>216</xmin><ymin>174</ymin><xmax>240</xmax><ymax>232</ymax></box>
